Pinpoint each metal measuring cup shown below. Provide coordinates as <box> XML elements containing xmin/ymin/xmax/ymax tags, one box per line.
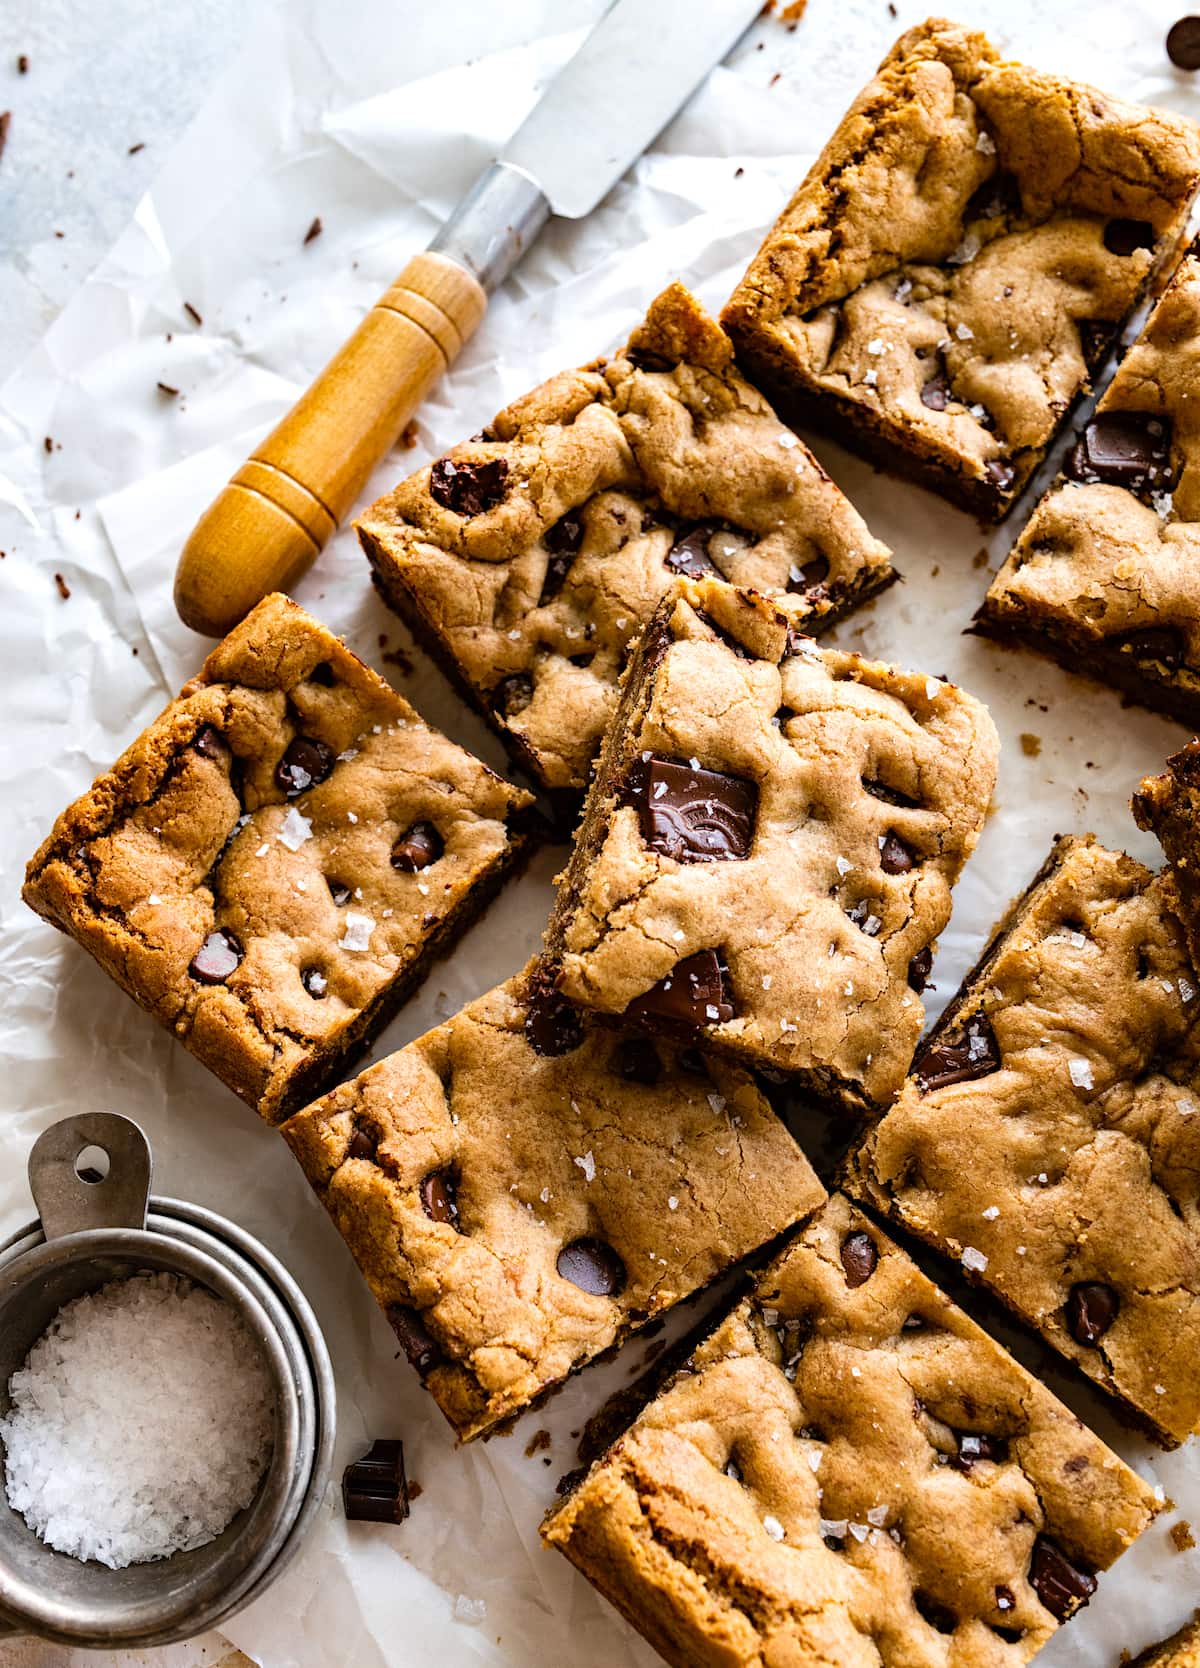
<box><xmin>0</xmin><ymin>1112</ymin><xmax>335</xmax><ymax>1647</ymax></box>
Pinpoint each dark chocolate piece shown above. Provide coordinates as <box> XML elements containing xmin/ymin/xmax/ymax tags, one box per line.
<box><xmin>420</xmin><ymin>1169</ymin><xmax>459</xmax><ymax>1227</ymax></box>
<box><xmin>665</xmin><ymin>524</ymin><xmax>721</xmax><ymax>579</ymax></box>
<box><xmin>632</xmin><ymin>755</ymin><xmax>758</xmax><ymax>863</ymax></box>
<box><xmin>839</xmin><ymin>1230</ymin><xmax>878</xmax><ymax>1288</ymax></box>
<box><xmin>624</xmin><ymin>950</ymin><xmax>735</xmax><ymax>1027</ymax></box>
<box><xmin>1066</xmin><ymin>411</ymin><xmax>1172</xmax><ymax>491</ymax></box>
<box><xmin>917</xmin><ymin>1015</ymin><xmax>1000</xmax><ymax>1091</ymax></box>
<box><xmin>275</xmin><ymin>735</ymin><xmax>334</xmax><ymax>797</ymax></box>
<box><xmin>1066</xmin><ymin>1281</ymin><xmax>1119</xmax><ymax>1346</ymax></box>
<box><xmin>188</xmin><ymin>928</ymin><xmax>243</xmax><ymax>984</ymax></box>
<box><xmin>429</xmin><ymin>455</ymin><xmax>509</xmax><ymax>517</ymax></box>
<box><xmin>1029</xmin><ymin>1536</ymin><xmax>1096</xmax><ymax>1620</ymax></box>
<box><xmin>556</xmin><ymin>1237</ymin><xmax>627</xmax><ymax>1297</ymax></box>
<box><xmin>342</xmin><ymin>1438</ymin><xmax>409</xmax><ymax>1524</ymax></box>
<box><xmin>391</xmin><ymin>821</ymin><xmax>443</xmax><ymax>872</ymax></box>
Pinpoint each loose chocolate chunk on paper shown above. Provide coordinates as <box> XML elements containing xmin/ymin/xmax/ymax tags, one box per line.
<box><xmin>342</xmin><ymin>1439</ymin><xmax>409</xmax><ymax>1524</ymax></box>
<box><xmin>557</xmin><ymin>1238</ymin><xmax>626</xmax><ymax>1297</ymax></box>
<box><xmin>633</xmin><ymin>755</ymin><xmax>758</xmax><ymax>863</ymax></box>
<box><xmin>189</xmin><ymin>928</ymin><xmax>243</xmax><ymax>984</ymax></box>
<box><xmin>625</xmin><ymin>950</ymin><xmax>735</xmax><ymax>1027</ymax></box>
<box><xmin>429</xmin><ymin>455</ymin><xmax>509</xmax><ymax>516</ymax></box>
<box><xmin>1029</xmin><ymin>1536</ymin><xmax>1097</xmax><ymax>1620</ymax></box>
<box><xmin>391</xmin><ymin>821</ymin><xmax>443</xmax><ymax>872</ymax></box>
<box><xmin>276</xmin><ymin>734</ymin><xmax>334</xmax><ymax>797</ymax></box>
<box><xmin>1066</xmin><ymin>1280</ymin><xmax>1119</xmax><ymax>1346</ymax></box>
<box><xmin>840</xmin><ymin>1230</ymin><xmax>877</xmax><ymax>1288</ymax></box>
<box><xmin>917</xmin><ymin>1015</ymin><xmax>1000</xmax><ymax>1091</ymax></box>
<box><xmin>1066</xmin><ymin>411</ymin><xmax>1172</xmax><ymax>491</ymax></box>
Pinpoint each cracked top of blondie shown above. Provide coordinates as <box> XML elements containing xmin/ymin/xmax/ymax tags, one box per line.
<box><xmin>981</xmin><ymin>243</ymin><xmax>1200</xmax><ymax>715</ymax></box>
<box><xmin>23</xmin><ymin>595</ymin><xmax>531</xmax><ymax>1122</ymax></box>
<box><xmin>281</xmin><ymin>968</ymin><xmax>824</xmax><ymax>1440</ymax></box>
<box><xmin>848</xmin><ymin>835</ymin><xmax>1200</xmax><ymax>1446</ymax></box>
<box><xmin>543</xmin><ymin>579</ymin><xmax>998</xmax><ymax>1114</ymax></box>
<box><xmin>544</xmin><ymin>1194</ymin><xmax>1157</xmax><ymax>1668</ymax></box>
<box><xmin>358</xmin><ymin>283</ymin><xmax>893</xmax><ymax>795</ymax></box>
<box><xmin>722</xmin><ymin>19</ymin><xmax>1200</xmax><ymax>517</ymax></box>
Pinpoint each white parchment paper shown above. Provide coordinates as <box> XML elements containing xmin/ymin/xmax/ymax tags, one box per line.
<box><xmin>3</xmin><ymin>0</ymin><xmax>1200</xmax><ymax>1662</ymax></box>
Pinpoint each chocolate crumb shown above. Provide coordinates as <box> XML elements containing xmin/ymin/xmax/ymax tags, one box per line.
<box><xmin>769</xmin><ymin>71</ymin><xmax>782</xmax><ymax>85</ymax></box>
<box><xmin>156</xmin><ymin>381</ymin><xmax>180</xmax><ymax>398</ymax></box>
<box><xmin>17</xmin><ymin>55</ymin><xmax>28</xmax><ymax>74</ymax></box>
<box><xmin>1171</xmin><ymin>1519</ymin><xmax>1196</xmax><ymax>1551</ymax></box>
<box><xmin>382</xmin><ymin>644</ymin><xmax>414</xmax><ymax>675</ymax></box>
<box><xmin>407</xmin><ymin>1480</ymin><xmax>422</xmax><ymax>1501</ymax></box>
<box><xmin>524</xmin><ymin>1429</ymin><xmax>552</xmax><ymax>1458</ymax></box>
<box><xmin>128</xmin><ymin>141</ymin><xmax>145</xmax><ymax>155</ymax></box>
<box><xmin>184</xmin><ymin>302</ymin><xmax>203</xmax><ymax>327</ymax></box>
<box><xmin>0</xmin><ymin>111</ymin><xmax>10</xmax><ymax>165</ymax></box>
<box><xmin>54</xmin><ymin>573</ymin><xmax>71</xmax><ymax>601</ymax></box>
<box><xmin>1020</xmin><ymin>733</ymin><xmax>1041</xmax><ymax>758</ymax></box>
<box><xmin>304</xmin><ymin>215</ymin><xmax>323</xmax><ymax>245</ymax></box>
<box><xmin>43</xmin><ymin>436</ymin><xmax>53</xmax><ymax>454</ymax></box>
<box><xmin>398</xmin><ymin>419</ymin><xmax>419</xmax><ymax>449</ymax></box>
<box><xmin>734</xmin><ymin>165</ymin><xmax>745</xmax><ymax>178</ymax></box>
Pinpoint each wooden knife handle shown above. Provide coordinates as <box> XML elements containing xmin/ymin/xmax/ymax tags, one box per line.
<box><xmin>173</xmin><ymin>250</ymin><xmax>487</xmax><ymax>638</ymax></box>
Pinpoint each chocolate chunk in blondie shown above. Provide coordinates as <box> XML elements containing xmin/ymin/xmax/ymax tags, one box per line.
<box><xmin>847</xmin><ymin>834</ymin><xmax>1200</xmax><ymax>1446</ymax></box>
<box><xmin>1134</xmin><ymin>736</ymin><xmax>1200</xmax><ymax>968</ymax></box>
<box><xmin>541</xmin><ymin>578</ymin><xmax>998</xmax><ymax>1114</ymax></box>
<box><xmin>280</xmin><ymin>968</ymin><xmax>825</xmax><ymax>1440</ymax></box>
<box><xmin>978</xmin><ymin>243</ymin><xmax>1200</xmax><ymax>721</ymax></box>
<box><xmin>543</xmin><ymin>1194</ymin><xmax>1158</xmax><ymax>1668</ymax></box>
<box><xmin>357</xmin><ymin>283</ymin><xmax>894</xmax><ymax>798</ymax></box>
<box><xmin>722</xmin><ymin>21</ymin><xmax>1200</xmax><ymax>520</ymax></box>
<box><xmin>23</xmin><ymin>594</ymin><xmax>534</xmax><ymax>1122</ymax></box>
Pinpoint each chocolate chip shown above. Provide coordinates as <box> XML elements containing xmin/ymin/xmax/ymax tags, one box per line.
<box><xmin>386</xmin><ymin>1305</ymin><xmax>442</xmax><ymax>1377</ymax></box>
<box><xmin>846</xmin><ymin>898</ymin><xmax>883</xmax><ymax>936</ymax></box>
<box><xmin>914</xmin><ymin>1591</ymin><xmax>958</xmax><ymax>1634</ymax></box>
<box><xmin>840</xmin><ymin>1230</ymin><xmax>878</xmax><ymax>1288</ymax></box>
<box><xmin>524</xmin><ymin>981</ymin><xmax>584</xmax><ymax>1057</ymax></box>
<box><xmin>630</xmin><ymin>754</ymin><xmax>758</xmax><ymax>864</ymax></box>
<box><xmin>538</xmin><ymin>511</ymin><xmax>584</xmax><ymax>603</ymax></box>
<box><xmin>612</xmin><ymin>1037</ymin><xmax>661</xmax><ymax>1085</ymax></box>
<box><xmin>301</xmin><ymin>966</ymin><xmax>328</xmax><ymax>999</ymax></box>
<box><xmin>921</xmin><ymin>373</ymin><xmax>952</xmax><ymax>412</ymax></box>
<box><xmin>954</xmin><ymin>1431</ymin><xmax>1008</xmax><ymax>1470</ymax></box>
<box><xmin>676</xmin><ymin>1046</ymin><xmax>709</xmax><ymax>1077</ymax></box>
<box><xmin>1103</xmin><ymin>218</ymin><xmax>1156</xmax><ymax>257</ymax></box>
<box><xmin>665</xmin><ymin>523</ymin><xmax>721</xmax><ymax>579</ymax></box>
<box><xmin>420</xmin><ymin>1169</ymin><xmax>459</xmax><ymax>1227</ymax></box>
<box><xmin>966</xmin><ymin>170</ymin><xmax>1022</xmax><ymax>223</ymax></box>
<box><xmin>327</xmin><ymin>877</ymin><xmax>352</xmax><ymax>906</ymax></box>
<box><xmin>347</xmin><ymin>1128</ymin><xmax>376</xmax><ymax>1161</ymax></box>
<box><xmin>391</xmin><ymin>821</ymin><xmax>443</xmax><ymax>872</ymax></box>
<box><xmin>557</xmin><ymin>1238</ymin><xmax>626</xmax><ymax>1297</ymax></box>
<box><xmin>1029</xmin><ymin>1536</ymin><xmax>1096</xmax><ymax>1620</ymax></box>
<box><xmin>1110</xmin><ymin>625</ymin><xmax>1186</xmax><ymax>668</ymax></box>
<box><xmin>189</xmin><ymin>928</ymin><xmax>243</xmax><ymax>984</ymax></box>
<box><xmin>995</xmin><ymin>1585</ymin><xmax>1016</xmax><ymax>1614</ymax></box>
<box><xmin>863</xmin><ymin>776</ymin><xmax>919</xmax><ymax>809</ymax></box>
<box><xmin>492</xmin><ymin>673</ymin><xmax>534</xmax><ymax>719</ymax></box>
<box><xmin>1066</xmin><ymin>1281</ymin><xmax>1119</xmax><ymax>1346</ymax></box>
<box><xmin>342</xmin><ymin>1439</ymin><xmax>409</xmax><ymax>1524</ymax></box>
<box><xmin>309</xmin><ymin>660</ymin><xmax>336</xmax><ymax>686</ymax></box>
<box><xmin>625</xmin><ymin>950</ymin><xmax>735</xmax><ymax>1028</ymax></box>
<box><xmin>1168</xmin><ymin>15</ymin><xmax>1200</xmax><ymax>67</ymax></box>
<box><xmin>276</xmin><ymin>734</ymin><xmax>334</xmax><ymax>797</ymax></box>
<box><xmin>192</xmin><ymin>724</ymin><xmax>226</xmax><ymax>759</ymax></box>
<box><xmin>917</xmin><ymin>1015</ymin><xmax>999</xmax><ymax>1091</ymax></box>
<box><xmin>880</xmin><ymin>832</ymin><xmax>915</xmax><ymax>875</ymax></box>
<box><xmin>986</xmin><ymin>459</ymin><xmax>1017</xmax><ymax>492</ymax></box>
<box><xmin>788</xmin><ymin>553</ymin><xmax>829</xmax><ymax>591</ymax></box>
<box><xmin>1066</xmin><ymin>411</ymin><xmax>1172</xmax><ymax>491</ymax></box>
<box><xmin>429</xmin><ymin>454</ymin><xmax>509</xmax><ymax>516</ymax></box>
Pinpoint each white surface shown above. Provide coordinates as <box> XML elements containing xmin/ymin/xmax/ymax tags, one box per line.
<box><xmin>2</xmin><ymin>0</ymin><xmax>1200</xmax><ymax>1664</ymax></box>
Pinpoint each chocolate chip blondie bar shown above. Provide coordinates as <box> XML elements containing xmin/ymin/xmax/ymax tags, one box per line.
<box><xmin>847</xmin><ymin>834</ymin><xmax>1200</xmax><ymax>1446</ymax></box>
<box><xmin>978</xmin><ymin>243</ymin><xmax>1200</xmax><ymax>720</ymax></box>
<box><xmin>1134</xmin><ymin>740</ymin><xmax>1200</xmax><ymax>967</ymax></box>
<box><xmin>544</xmin><ymin>1193</ymin><xmax>1158</xmax><ymax>1668</ymax></box>
<box><xmin>358</xmin><ymin>283</ymin><xmax>894</xmax><ymax>799</ymax></box>
<box><xmin>23</xmin><ymin>594</ymin><xmax>533</xmax><ymax>1123</ymax></box>
<box><xmin>722</xmin><ymin>20</ymin><xmax>1200</xmax><ymax>520</ymax></box>
<box><xmin>281</xmin><ymin>968</ymin><xmax>825</xmax><ymax>1440</ymax></box>
<box><xmin>540</xmin><ymin>578</ymin><xmax>998</xmax><ymax>1115</ymax></box>
<box><xmin>1128</xmin><ymin>1618</ymin><xmax>1200</xmax><ymax>1668</ymax></box>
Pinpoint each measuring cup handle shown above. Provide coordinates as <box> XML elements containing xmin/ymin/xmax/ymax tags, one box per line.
<box><xmin>28</xmin><ymin>1114</ymin><xmax>153</xmax><ymax>1241</ymax></box>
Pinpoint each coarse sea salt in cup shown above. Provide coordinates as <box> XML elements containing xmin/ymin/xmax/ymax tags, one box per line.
<box><xmin>0</xmin><ymin>1270</ymin><xmax>275</xmax><ymax>1569</ymax></box>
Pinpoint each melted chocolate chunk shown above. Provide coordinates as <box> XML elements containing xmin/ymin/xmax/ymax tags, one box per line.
<box><xmin>539</xmin><ymin>511</ymin><xmax>584</xmax><ymax>603</ymax></box>
<box><xmin>308</xmin><ymin>660</ymin><xmax>336</xmax><ymax>686</ymax></box>
<box><xmin>327</xmin><ymin>877</ymin><xmax>352</xmax><ymax>906</ymax></box>
<box><xmin>986</xmin><ymin>458</ymin><xmax>1016</xmax><ymax>492</ymax></box>
<box><xmin>921</xmin><ymin>372</ymin><xmax>952</xmax><ymax>412</ymax></box>
<box><xmin>863</xmin><ymin>776</ymin><xmax>920</xmax><ymax>809</ymax></box>
<box><xmin>1103</xmin><ymin>218</ymin><xmax>1156</xmax><ymax>257</ymax></box>
<box><xmin>301</xmin><ymin>966</ymin><xmax>328</xmax><ymax>999</ymax></box>
<box><xmin>880</xmin><ymin>832</ymin><xmax>915</xmax><ymax>875</ymax></box>
<box><xmin>917</xmin><ymin>1015</ymin><xmax>1000</xmax><ymax>1091</ymax></box>
<box><xmin>347</xmin><ymin>1127</ymin><xmax>377</xmax><ymax>1162</ymax></box>
<box><xmin>1029</xmin><ymin>1536</ymin><xmax>1096</xmax><ymax>1620</ymax></box>
<box><xmin>840</xmin><ymin>1230</ymin><xmax>878</xmax><ymax>1288</ymax></box>
<box><xmin>1066</xmin><ymin>1280</ymin><xmax>1119</xmax><ymax>1346</ymax></box>
<box><xmin>1110</xmin><ymin>624</ymin><xmax>1186</xmax><ymax>668</ymax></box>
<box><xmin>342</xmin><ymin>1439</ymin><xmax>409</xmax><ymax>1524</ymax></box>
<box><xmin>788</xmin><ymin>553</ymin><xmax>830</xmax><ymax>590</ymax></box>
<box><xmin>665</xmin><ymin>523</ymin><xmax>722</xmax><ymax>579</ymax></box>
<box><xmin>631</xmin><ymin>754</ymin><xmax>757</xmax><ymax>863</ymax></box>
<box><xmin>914</xmin><ymin>1591</ymin><xmax>958</xmax><ymax>1634</ymax></box>
<box><xmin>953</xmin><ymin>1431</ymin><xmax>1008</xmax><ymax>1471</ymax></box>
<box><xmin>391</xmin><ymin>821</ymin><xmax>443</xmax><ymax>872</ymax></box>
<box><xmin>995</xmin><ymin>1585</ymin><xmax>1017</xmax><ymax>1615</ymax></box>
<box><xmin>189</xmin><ymin>928</ymin><xmax>243</xmax><ymax>984</ymax></box>
<box><xmin>276</xmin><ymin>734</ymin><xmax>334</xmax><ymax>797</ymax></box>
<box><xmin>524</xmin><ymin>980</ymin><xmax>584</xmax><ymax>1057</ymax></box>
<box><xmin>492</xmin><ymin>672</ymin><xmax>534</xmax><ymax>720</ymax></box>
<box><xmin>611</xmin><ymin>1036</ymin><xmax>661</xmax><ymax>1085</ymax></box>
<box><xmin>386</xmin><ymin>1305</ymin><xmax>442</xmax><ymax>1376</ymax></box>
<box><xmin>966</xmin><ymin>170</ymin><xmax>1022</xmax><ymax>223</ymax></box>
<box><xmin>429</xmin><ymin>454</ymin><xmax>509</xmax><ymax>517</ymax></box>
<box><xmin>625</xmin><ymin>950</ymin><xmax>735</xmax><ymax>1028</ymax></box>
<box><xmin>1066</xmin><ymin>411</ymin><xmax>1173</xmax><ymax>491</ymax></box>
<box><xmin>192</xmin><ymin>724</ymin><xmax>226</xmax><ymax>759</ymax></box>
<box><xmin>1167</xmin><ymin>15</ymin><xmax>1200</xmax><ymax>68</ymax></box>
<box><xmin>420</xmin><ymin>1169</ymin><xmax>459</xmax><ymax>1227</ymax></box>
<box><xmin>557</xmin><ymin>1238</ymin><xmax>627</xmax><ymax>1297</ymax></box>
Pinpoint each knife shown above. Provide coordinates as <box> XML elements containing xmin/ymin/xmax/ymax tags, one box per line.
<box><xmin>173</xmin><ymin>0</ymin><xmax>766</xmax><ymax>637</ymax></box>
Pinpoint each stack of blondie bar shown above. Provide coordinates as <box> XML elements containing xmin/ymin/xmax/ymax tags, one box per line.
<box><xmin>23</xmin><ymin>17</ymin><xmax>1200</xmax><ymax>1668</ymax></box>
